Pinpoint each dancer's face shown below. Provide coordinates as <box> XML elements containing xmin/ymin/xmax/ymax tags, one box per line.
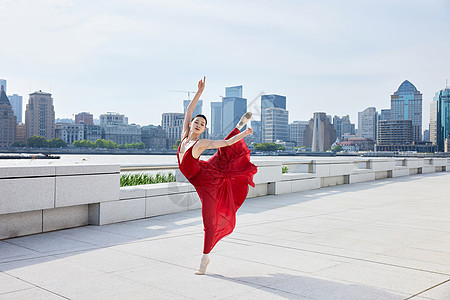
<box><xmin>190</xmin><ymin>117</ymin><xmax>206</xmax><ymax>135</ymax></box>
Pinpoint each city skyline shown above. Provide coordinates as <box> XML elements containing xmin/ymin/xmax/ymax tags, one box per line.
<box><xmin>1</xmin><ymin>1</ymin><xmax>449</xmax><ymax>128</ymax></box>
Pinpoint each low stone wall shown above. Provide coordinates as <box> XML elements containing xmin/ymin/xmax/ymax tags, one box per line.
<box><xmin>1</xmin><ymin>157</ymin><xmax>449</xmax><ymax>239</ymax></box>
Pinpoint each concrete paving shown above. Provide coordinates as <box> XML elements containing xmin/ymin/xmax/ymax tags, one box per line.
<box><xmin>1</xmin><ymin>172</ymin><xmax>450</xmax><ymax>300</ymax></box>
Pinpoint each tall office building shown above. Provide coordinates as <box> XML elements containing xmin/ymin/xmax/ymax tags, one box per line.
<box><xmin>261</xmin><ymin>94</ymin><xmax>286</xmax><ymax>143</ymax></box>
<box><xmin>210</xmin><ymin>102</ymin><xmax>222</xmax><ymax>138</ymax></box>
<box><xmin>222</xmin><ymin>86</ymin><xmax>247</xmax><ymax>134</ymax></box>
<box><xmin>75</xmin><ymin>112</ymin><xmax>94</xmax><ymax>125</ymax></box>
<box><xmin>161</xmin><ymin>112</ymin><xmax>185</xmax><ymax>140</ymax></box>
<box><xmin>358</xmin><ymin>107</ymin><xmax>377</xmax><ymax>141</ymax></box>
<box><xmin>25</xmin><ymin>90</ymin><xmax>55</xmax><ymax>140</ymax></box>
<box><xmin>430</xmin><ymin>98</ymin><xmax>438</xmax><ymax>145</ymax></box>
<box><xmin>380</xmin><ymin>109</ymin><xmax>391</xmax><ymax>121</ymax></box>
<box><xmin>0</xmin><ymin>79</ymin><xmax>6</xmax><ymax>93</ymax></box>
<box><xmin>289</xmin><ymin>121</ymin><xmax>309</xmax><ymax>147</ymax></box>
<box><xmin>183</xmin><ymin>100</ymin><xmax>203</xmax><ymax>118</ymax></box>
<box><xmin>434</xmin><ymin>87</ymin><xmax>450</xmax><ymax>152</ymax></box>
<box><xmin>391</xmin><ymin>80</ymin><xmax>422</xmax><ymax>141</ymax></box>
<box><xmin>225</xmin><ymin>86</ymin><xmax>243</xmax><ymax>98</ymax></box>
<box><xmin>8</xmin><ymin>94</ymin><xmax>22</xmax><ymax>123</ymax></box>
<box><xmin>333</xmin><ymin>115</ymin><xmax>355</xmax><ymax>140</ymax></box>
<box><xmin>303</xmin><ymin>112</ymin><xmax>336</xmax><ymax>151</ymax></box>
<box><xmin>262</xmin><ymin>107</ymin><xmax>289</xmax><ymax>143</ymax></box>
<box><xmin>0</xmin><ymin>90</ymin><xmax>17</xmax><ymax>147</ymax></box>
<box><xmin>377</xmin><ymin>120</ymin><xmax>413</xmax><ymax>148</ymax></box>
<box><xmin>100</xmin><ymin>112</ymin><xmax>128</xmax><ymax>125</ymax></box>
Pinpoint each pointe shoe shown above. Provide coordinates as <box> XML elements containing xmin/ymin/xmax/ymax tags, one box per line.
<box><xmin>195</xmin><ymin>256</ymin><xmax>210</xmax><ymax>275</ymax></box>
<box><xmin>236</xmin><ymin>112</ymin><xmax>252</xmax><ymax>130</ymax></box>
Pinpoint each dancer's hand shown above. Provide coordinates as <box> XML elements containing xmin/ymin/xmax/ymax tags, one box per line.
<box><xmin>198</xmin><ymin>76</ymin><xmax>206</xmax><ymax>93</ymax></box>
<box><xmin>245</xmin><ymin>128</ymin><xmax>253</xmax><ymax>135</ymax></box>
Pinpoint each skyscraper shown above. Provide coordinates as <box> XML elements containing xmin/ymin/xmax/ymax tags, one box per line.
<box><xmin>25</xmin><ymin>90</ymin><xmax>55</xmax><ymax>140</ymax></box>
<box><xmin>183</xmin><ymin>100</ymin><xmax>203</xmax><ymax>117</ymax></box>
<box><xmin>225</xmin><ymin>86</ymin><xmax>243</xmax><ymax>98</ymax></box>
<box><xmin>262</xmin><ymin>107</ymin><xmax>289</xmax><ymax>143</ymax></box>
<box><xmin>333</xmin><ymin>115</ymin><xmax>355</xmax><ymax>140</ymax></box>
<box><xmin>261</xmin><ymin>94</ymin><xmax>286</xmax><ymax>142</ymax></box>
<box><xmin>391</xmin><ymin>80</ymin><xmax>422</xmax><ymax>142</ymax></box>
<box><xmin>358</xmin><ymin>107</ymin><xmax>377</xmax><ymax>141</ymax></box>
<box><xmin>8</xmin><ymin>94</ymin><xmax>22</xmax><ymax>123</ymax></box>
<box><xmin>210</xmin><ymin>102</ymin><xmax>222</xmax><ymax>138</ymax></box>
<box><xmin>430</xmin><ymin>98</ymin><xmax>438</xmax><ymax>145</ymax></box>
<box><xmin>0</xmin><ymin>89</ymin><xmax>17</xmax><ymax>147</ymax></box>
<box><xmin>222</xmin><ymin>86</ymin><xmax>247</xmax><ymax>134</ymax></box>
<box><xmin>435</xmin><ymin>87</ymin><xmax>450</xmax><ymax>152</ymax></box>
<box><xmin>303</xmin><ymin>112</ymin><xmax>336</xmax><ymax>151</ymax></box>
<box><xmin>289</xmin><ymin>121</ymin><xmax>309</xmax><ymax>147</ymax></box>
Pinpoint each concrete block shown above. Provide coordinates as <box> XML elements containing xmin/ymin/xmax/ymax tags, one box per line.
<box><xmin>329</xmin><ymin>163</ymin><xmax>354</xmax><ymax>176</ymax></box>
<box><xmin>0</xmin><ymin>210</ymin><xmax>42</xmax><ymax>240</ymax></box>
<box><xmin>281</xmin><ymin>173</ymin><xmax>315</xmax><ymax>181</ymax></box>
<box><xmin>96</xmin><ymin>198</ymin><xmax>146</xmax><ymax>225</ymax></box>
<box><xmin>288</xmin><ymin>163</ymin><xmax>313</xmax><ymax>173</ymax></box>
<box><xmin>43</xmin><ymin>205</ymin><xmax>89</xmax><ymax>232</ymax></box>
<box><xmin>55</xmin><ymin>164</ymin><xmax>120</xmax><ymax>176</ymax></box>
<box><xmin>187</xmin><ymin>192</ymin><xmax>201</xmax><ymax>210</ymax></box>
<box><xmin>321</xmin><ymin>176</ymin><xmax>345</xmax><ymax>187</ymax></box>
<box><xmin>258</xmin><ymin>165</ymin><xmax>282</xmax><ymax>184</ymax></box>
<box><xmin>375</xmin><ymin>171</ymin><xmax>389</xmax><ymax>180</ymax></box>
<box><xmin>406</xmin><ymin>159</ymin><xmax>422</xmax><ymax>168</ymax></box>
<box><xmin>371</xmin><ymin>161</ymin><xmax>395</xmax><ymax>171</ymax></box>
<box><xmin>0</xmin><ymin>166</ymin><xmax>55</xmax><ymax>179</ymax></box>
<box><xmin>315</xmin><ymin>164</ymin><xmax>330</xmax><ymax>177</ymax></box>
<box><xmin>145</xmin><ymin>182</ymin><xmax>192</xmax><ymax>197</ymax></box>
<box><xmin>0</xmin><ymin>177</ymin><xmax>55</xmax><ymax>215</ymax></box>
<box><xmin>392</xmin><ymin>168</ymin><xmax>409</xmax><ymax>178</ymax></box>
<box><xmin>409</xmin><ymin>168</ymin><xmax>421</xmax><ymax>175</ymax></box>
<box><xmin>351</xmin><ymin>172</ymin><xmax>376</xmax><ymax>183</ymax></box>
<box><xmin>146</xmin><ymin>193</ymin><xmax>194</xmax><ymax>217</ymax></box>
<box><xmin>432</xmin><ymin>158</ymin><xmax>447</xmax><ymax>167</ymax></box>
<box><xmin>422</xmin><ymin>166</ymin><xmax>435</xmax><ymax>174</ymax></box>
<box><xmin>55</xmin><ymin>173</ymin><xmax>120</xmax><ymax>207</ymax></box>
<box><xmin>120</xmin><ymin>186</ymin><xmax>146</xmax><ymax>200</ymax></box>
<box><xmin>291</xmin><ymin>178</ymin><xmax>321</xmax><ymax>192</ymax></box>
<box><xmin>274</xmin><ymin>181</ymin><xmax>291</xmax><ymax>195</ymax></box>
<box><xmin>247</xmin><ymin>183</ymin><xmax>268</xmax><ymax>198</ymax></box>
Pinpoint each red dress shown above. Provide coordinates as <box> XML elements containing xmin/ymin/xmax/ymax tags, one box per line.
<box><xmin>177</xmin><ymin>128</ymin><xmax>258</xmax><ymax>254</ymax></box>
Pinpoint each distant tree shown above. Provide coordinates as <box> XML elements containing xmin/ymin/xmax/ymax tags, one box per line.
<box><xmin>27</xmin><ymin>136</ymin><xmax>49</xmax><ymax>148</ymax></box>
<box><xmin>254</xmin><ymin>143</ymin><xmax>285</xmax><ymax>152</ymax></box>
<box><xmin>12</xmin><ymin>141</ymin><xmax>27</xmax><ymax>147</ymax></box>
<box><xmin>48</xmin><ymin>138</ymin><xmax>67</xmax><ymax>148</ymax></box>
<box><xmin>94</xmin><ymin>139</ymin><xmax>106</xmax><ymax>148</ymax></box>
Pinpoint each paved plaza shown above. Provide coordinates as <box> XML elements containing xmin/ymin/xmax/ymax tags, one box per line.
<box><xmin>1</xmin><ymin>172</ymin><xmax>450</xmax><ymax>299</ymax></box>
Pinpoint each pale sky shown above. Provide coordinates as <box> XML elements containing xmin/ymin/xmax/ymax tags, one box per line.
<box><xmin>1</xmin><ymin>0</ymin><xmax>449</xmax><ymax>130</ymax></box>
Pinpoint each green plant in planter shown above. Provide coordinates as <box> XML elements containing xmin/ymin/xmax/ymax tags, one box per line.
<box><xmin>120</xmin><ymin>172</ymin><xmax>176</xmax><ymax>187</ymax></box>
<box><xmin>282</xmin><ymin>166</ymin><xmax>288</xmax><ymax>174</ymax></box>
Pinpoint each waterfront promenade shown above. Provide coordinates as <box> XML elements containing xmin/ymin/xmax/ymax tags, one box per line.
<box><xmin>1</xmin><ymin>172</ymin><xmax>450</xmax><ymax>299</ymax></box>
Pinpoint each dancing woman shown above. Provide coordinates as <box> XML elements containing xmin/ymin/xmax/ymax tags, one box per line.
<box><xmin>177</xmin><ymin>77</ymin><xmax>257</xmax><ymax>275</ymax></box>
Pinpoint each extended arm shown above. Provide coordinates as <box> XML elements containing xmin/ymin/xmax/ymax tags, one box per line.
<box><xmin>192</xmin><ymin>128</ymin><xmax>253</xmax><ymax>158</ymax></box>
<box><xmin>181</xmin><ymin>77</ymin><xmax>206</xmax><ymax>140</ymax></box>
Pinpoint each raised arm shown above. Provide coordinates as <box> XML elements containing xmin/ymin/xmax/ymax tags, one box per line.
<box><xmin>181</xmin><ymin>76</ymin><xmax>206</xmax><ymax>140</ymax></box>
